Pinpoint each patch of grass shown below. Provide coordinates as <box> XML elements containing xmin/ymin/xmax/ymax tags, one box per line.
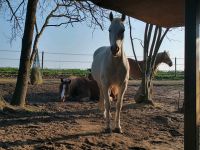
<box><xmin>0</xmin><ymin>67</ymin><xmax>90</xmax><ymax>77</ymax></box>
<box><xmin>0</xmin><ymin>67</ymin><xmax>184</xmax><ymax>80</ymax></box>
<box><xmin>0</xmin><ymin>67</ymin><xmax>18</xmax><ymax>76</ymax></box>
<box><xmin>42</xmin><ymin>68</ymin><xmax>88</xmax><ymax>77</ymax></box>
<box><xmin>155</xmin><ymin>71</ymin><xmax>184</xmax><ymax>80</ymax></box>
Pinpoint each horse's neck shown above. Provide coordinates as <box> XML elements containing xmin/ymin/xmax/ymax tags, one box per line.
<box><xmin>153</xmin><ymin>55</ymin><xmax>163</xmax><ymax>70</ymax></box>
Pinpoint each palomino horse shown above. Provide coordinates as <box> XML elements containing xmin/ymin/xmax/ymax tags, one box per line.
<box><xmin>128</xmin><ymin>51</ymin><xmax>173</xmax><ymax>79</ymax></box>
<box><xmin>91</xmin><ymin>12</ymin><xmax>129</xmax><ymax>133</ymax></box>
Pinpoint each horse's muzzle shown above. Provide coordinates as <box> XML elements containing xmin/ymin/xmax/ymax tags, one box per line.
<box><xmin>111</xmin><ymin>45</ymin><xmax>119</xmax><ymax>56</ymax></box>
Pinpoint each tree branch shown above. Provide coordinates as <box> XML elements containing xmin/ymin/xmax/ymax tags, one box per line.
<box><xmin>150</xmin><ymin>27</ymin><xmax>169</xmax><ymax>75</ymax></box>
<box><xmin>133</xmin><ymin>38</ymin><xmax>144</xmax><ymax>48</ymax></box>
<box><xmin>146</xmin><ymin>24</ymin><xmax>153</xmax><ymax>55</ymax></box>
<box><xmin>86</xmin><ymin>1</ymin><xmax>103</xmax><ymax>30</ymax></box>
<box><xmin>128</xmin><ymin>17</ymin><xmax>142</xmax><ymax>73</ymax></box>
<box><xmin>147</xmin><ymin>26</ymin><xmax>159</xmax><ymax>73</ymax></box>
<box><xmin>5</xmin><ymin>0</ymin><xmax>23</xmax><ymax>32</ymax></box>
<box><xmin>10</xmin><ymin>0</ymin><xmax>25</xmax><ymax>21</ymax></box>
<box><xmin>46</xmin><ymin>20</ymin><xmax>82</xmax><ymax>27</ymax></box>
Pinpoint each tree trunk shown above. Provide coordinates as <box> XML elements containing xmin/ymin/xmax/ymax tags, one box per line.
<box><xmin>135</xmin><ymin>72</ymin><xmax>154</xmax><ymax>105</ymax></box>
<box><xmin>11</xmin><ymin>0</ymin><xmax>38</xmax><ymax>106</ymax></box>
<box><xmin>136</xmin><ymin>24</ymin><xmax>154</xmax><ymax>104</ymax></box>
<box><xmin>134</xmin><ymin>24</ymin><xmax>169</xmax><ymax>105</ymax></box>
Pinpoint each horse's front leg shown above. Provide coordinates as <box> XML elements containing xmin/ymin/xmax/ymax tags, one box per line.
<box><xmin>102</xmin><ymin>86</ymin><xmax>112</xmax><ymax>133</ymax></box>
<box><xmin>114</xmin><ymin>82</ymin><xmax>128</xmax><ymax>133</ymax></box>
<box><xmin>98</xmin><ymin>85</ymin><xmax>105</xmax><ymax>112</ymax></box>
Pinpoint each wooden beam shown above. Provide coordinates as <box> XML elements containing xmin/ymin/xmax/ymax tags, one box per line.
<box><xmin>184</xmin><ymin>0</ymin><xmax>200</xmax><ymax>149</ymax></box>
<box><xmin>196</xmin><ymin>0</ymin><xmax>200</xmax><ymax>148</ymax></box>
<box><xmin>90</xmin><ymin>0</ymin><xmax>184</xmax><ymax>27</ymax></box>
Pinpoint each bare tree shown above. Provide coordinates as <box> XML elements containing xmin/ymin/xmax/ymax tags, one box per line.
<box><xmin>30</xmin><ymin>1</ymin><xmax>108</xmax><ymax>67</ymax></box>
<box><xmin>128</xmin><ymin>19</ymin><xmax>169</xmax><ymax>104</ymax></box>
<box><xmin>134</xmin><ymin>23</ymin><xmax>169</xmax><ymax>104</ymax></box>
<box><xmin>2</xmin><ymin>0</ymin><xmax>107</xmax><ymax>49</ymax></box>
<box><xmin>1</xmin><ymin>0</ymin><xmax>107</xmax><ymax>106</ymax></box>
<box><xmin>128</xmin><ymin>17</ymin><xmax>142</xmax><ymax>73</ymax></box>
<box><xmin>11</xmin><ymin>0</ymin><xmax>38</xmax><ymax>106</ymax></box>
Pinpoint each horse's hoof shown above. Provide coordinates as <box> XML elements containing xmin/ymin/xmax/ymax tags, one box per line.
<box><xmin>103</xmin><ymin>111</ymin><xmax>112</xmax><ymax>119</ymax></box>
<box><xmin>113</xmin><ymin>128</ymin><xmax>123</xmax><ymax>133</ymax></box>
<box><xmin>104</xmin><ymin>128</ymin><xmax>112</xmax><ymax>133</ymax></box>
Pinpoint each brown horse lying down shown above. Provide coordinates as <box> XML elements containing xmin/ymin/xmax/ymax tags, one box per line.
<box><xmin>128</xmin><ymin>51</ymin><xmax>173</xmax><ymax>79</ymax></box>
<box><xmin>59</xmin><ymin>76</ymin><xmax>99</xmax><ymax>102</ymax></box>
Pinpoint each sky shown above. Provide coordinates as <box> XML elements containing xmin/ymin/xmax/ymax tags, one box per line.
<box><xmin>0</xmin><ymin>9</ymin><xmax>184</xmax><ymax>71</ymax></box>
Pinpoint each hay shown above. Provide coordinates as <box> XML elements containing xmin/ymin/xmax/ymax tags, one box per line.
<box><xmin>30</xmin><ymin>48</ymin><xmax>43</xmax><ymax>85</ymax></box>
<box><xmin>30</xmin><ymin>67</ymin><xmax>43</xmax><ymax>85</ymax></box>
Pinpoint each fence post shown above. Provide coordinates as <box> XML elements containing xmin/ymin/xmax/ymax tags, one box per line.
<box><xmin>42</xmin><ymin>51</ymin><xmax>44</xmax><ymax>70</ymax></box>
<box><xmin>175</xmin><ymin>57</ymin><xmax>177</xmax><ymax>77</ymax></box>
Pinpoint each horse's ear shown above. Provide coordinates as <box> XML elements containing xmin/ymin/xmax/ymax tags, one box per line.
<box><xmin>61</xmin><ymin>78</ymin><xmax>63</xmax><ymax>82</ymax></box>
<box><xmin>121</xmin><ymin>14</ymin><xmax>126</xmax><ymax>22</ymax></box>
<box><xmin>164</xmin><ymin>50</ymin><xmax>170</xmax><ymax>55</ymax></box>
<box><xmin>109</xmin><ymin>12</ymin><xmax>113</xmax><ymax>21</ymax></box>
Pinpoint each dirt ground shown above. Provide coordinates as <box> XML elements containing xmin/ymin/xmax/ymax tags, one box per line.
<box><xmin>0</xmin><ymin>78</ymin><xmax>184</xmax><ymax>150</ymax></box>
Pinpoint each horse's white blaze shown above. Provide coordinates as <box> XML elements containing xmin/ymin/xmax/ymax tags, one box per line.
<box><xmin>116</xmin><ymin>39</ymin><xmax>122</xmax><ymax>48</ymax></box>
<box><xmin>109</xmin><ymin>22</ymin><xmax>124</xmax><ymax>52</ymax></box>
<box><xmin>61</xmin><ymin>84</ymin><xmax>66</xmax><ymax>99</ymax></box>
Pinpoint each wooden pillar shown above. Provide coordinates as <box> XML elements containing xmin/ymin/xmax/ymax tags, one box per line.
<box><xmin>196</xmin><ymin>0</ymin><xmax>200</xmax><ymax>147</ymax></box>
<box><xmin>184</xmin><ymin>0</ymin><xmax>200</xmax><ymax>149</ymax></box>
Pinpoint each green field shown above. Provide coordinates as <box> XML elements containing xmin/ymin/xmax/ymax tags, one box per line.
<box><xmin>0</xmin><ymin>67</ymin><xmax>184</xmax><ymax>80</ymax></box>
<box><xmin>0</xmin><ymin>67</ymin><xmax>89</xmax><ymax>78</ymax></box>
<box><xmin>155</xmin><ymin>71</ymin><xmax>184</xmax><ymax>80</ymax></box>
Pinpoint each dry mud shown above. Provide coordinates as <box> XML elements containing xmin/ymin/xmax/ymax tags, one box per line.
<box><xmin>0</xmin><ymin>79</ymin><xmax>184</xmax><ymax>150</ymax></box>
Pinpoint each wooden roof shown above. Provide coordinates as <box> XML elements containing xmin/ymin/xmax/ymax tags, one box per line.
<box><xmin>90</xmin><ymin>0</ymin><xmax>185</xmax><ymax>28</ymax></box>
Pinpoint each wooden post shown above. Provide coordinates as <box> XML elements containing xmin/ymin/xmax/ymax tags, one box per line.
<box><xmin>42</xmin><ymin>51</ymin><xmax>44</xmax><ymax>70</ymax></box>
<box><xmin>197</xmin><ymin>2</ymin><xmax>199</xmax><ymax>148</ymax></box>
<box><xmin>175</xmin><ymin>57</ymin><xmax>177</xmax><ymax>77</ymax></box>
<box><xmin>184</xmin><ymin>0</ymin><xmax>200</xmax><ymax>149</ymax></box>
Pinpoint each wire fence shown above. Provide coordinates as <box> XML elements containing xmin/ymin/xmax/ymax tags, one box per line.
<box><xmin>0</xmin><ymin>49</ymin><xmax>184</xmax><ymax>74</ymax></box>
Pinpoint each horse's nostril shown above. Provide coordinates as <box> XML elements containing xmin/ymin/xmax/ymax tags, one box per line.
<box><xmin>116</xmin><ymin>46</ymin><xmax>119</xmax><ymax>52</ymax></box>
<box><xmin>111</xmin><ymin>45</ymin><xmax>119</xmax><ymax>55</ymax></box>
